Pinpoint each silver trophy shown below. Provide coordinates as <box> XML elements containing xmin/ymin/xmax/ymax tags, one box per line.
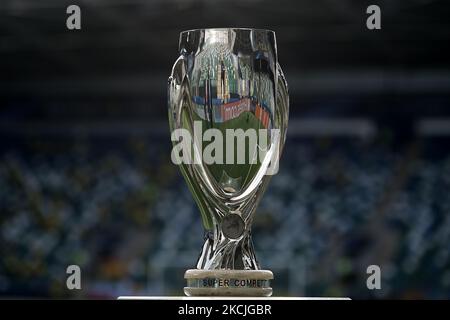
<box><xmin>168</xmin><ymin>28</ymin><xmax>289</xmax><ymax>296</ymax></box>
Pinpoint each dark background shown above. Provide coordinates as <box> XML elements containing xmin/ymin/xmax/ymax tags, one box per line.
<box><xmin>1</xmin><ymin>0</ymin><xmax>450</xmax><ymax>298</ymax></box>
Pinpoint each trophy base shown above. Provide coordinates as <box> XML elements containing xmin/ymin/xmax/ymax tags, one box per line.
<box><xmin>184</xmin><ymin>269</ymin><xmax>273</xmax><ymax>297</ymax></box>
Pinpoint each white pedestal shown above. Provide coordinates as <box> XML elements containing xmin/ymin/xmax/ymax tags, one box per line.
<box><xmin>118</xmin><ymin>296</ymin><xmax>351</xmax><ymax>300</ymax></box>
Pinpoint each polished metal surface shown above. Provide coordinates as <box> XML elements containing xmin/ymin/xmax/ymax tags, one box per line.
<box><xmin>168</xmin><ymin>28</ymin><xmax>289</xmax><ymax>270</ymax></box>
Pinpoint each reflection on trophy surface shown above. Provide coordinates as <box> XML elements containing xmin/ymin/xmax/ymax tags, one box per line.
<box><xmin>168</xmin><ymin>28</ymin><xmax>289</xmax><ymax>296</ymax></box>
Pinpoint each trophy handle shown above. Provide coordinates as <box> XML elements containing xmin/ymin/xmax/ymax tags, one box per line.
<box><xmin>168</xmin><ymin>56</ymin><xmax>215</xmax><ymax>230</ymax></box>
<box><xmin>276</xmin><ymin>63</ymin><xmax>290</xmax><ymax>154</ymax></box>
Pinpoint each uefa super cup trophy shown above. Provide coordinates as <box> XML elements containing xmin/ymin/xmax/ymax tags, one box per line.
<box><xmin>168</xmin><ymin>28</ymin><xmax>289</xmax><ymax>296</ymax></box>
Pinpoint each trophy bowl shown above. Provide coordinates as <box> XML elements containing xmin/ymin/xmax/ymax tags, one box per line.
<box><xmin>168</xmin><ymin>28</ymin><xmax>289</xmax><ymax>296</ymax></box>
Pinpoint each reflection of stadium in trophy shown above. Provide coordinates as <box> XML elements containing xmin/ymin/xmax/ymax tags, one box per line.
<box><xmin>186</xmin><ymin>35</ymin><xmax>278</xmax><ymax>200</ymax></box>
<box><xmin>191</xmin><ymin>43</ymin><xmax>275</xmax><ymax>128</ymax></box>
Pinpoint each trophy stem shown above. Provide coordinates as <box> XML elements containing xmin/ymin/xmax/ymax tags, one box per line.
<box><xmin>184</xmin><ymin>223</ymin><xmax>273</xmax><ymax>296</ymax></box>
<box><xmin>197</xmin><ymin>223</ymin><xmax>259</xmax><ymax>270</ymax></box>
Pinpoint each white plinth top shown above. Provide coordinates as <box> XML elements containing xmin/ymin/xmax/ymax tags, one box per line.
<box><xmin>118</xmin><ymin>296</ymin><xmax>351</xmax><ymax>300</ymax></box>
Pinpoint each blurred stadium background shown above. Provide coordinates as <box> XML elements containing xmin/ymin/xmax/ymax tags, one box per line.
<box><xmin>1</xmin><ymin>0</ymin><xmax>450</xmax><ymax>299</ymax></box>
